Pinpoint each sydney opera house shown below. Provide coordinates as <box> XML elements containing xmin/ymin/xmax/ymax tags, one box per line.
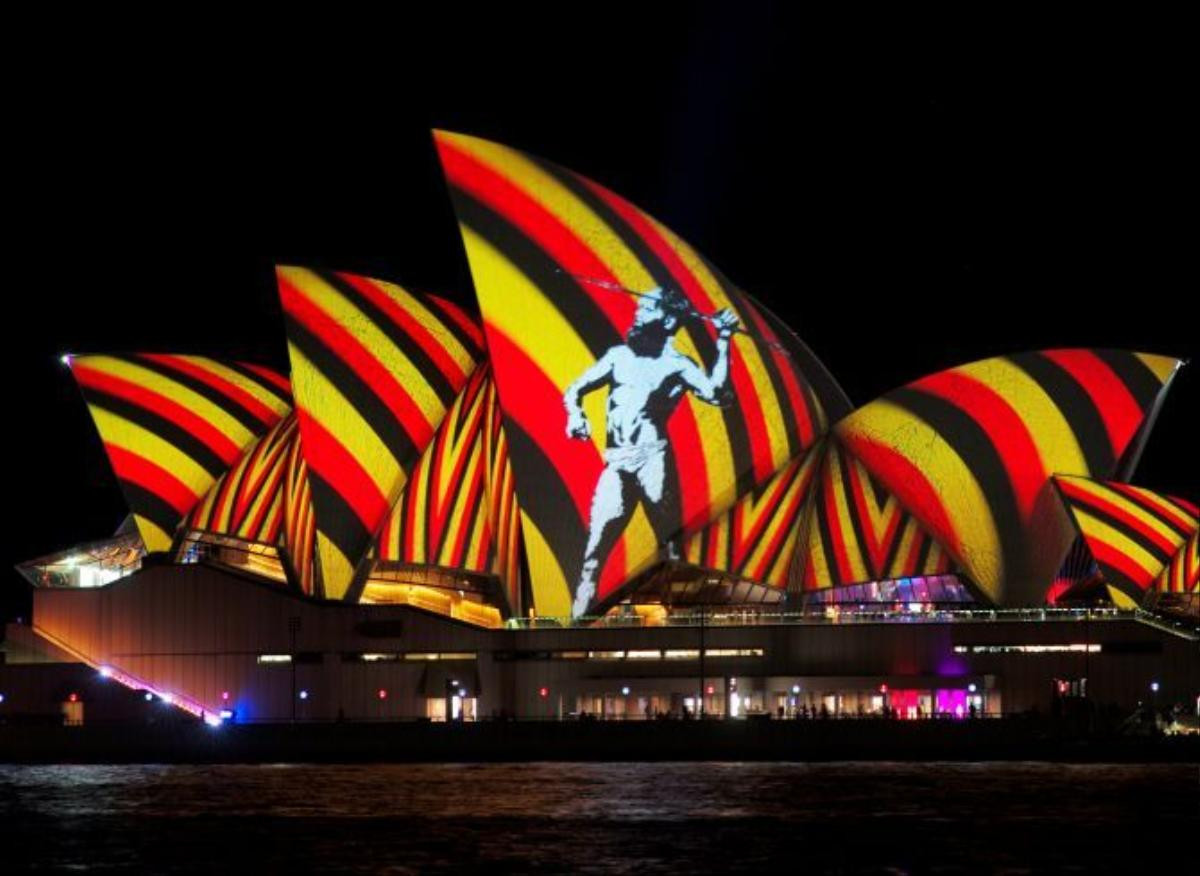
<box><xmin>3</xmin><ymin>131</ymin><xmax>1197</xmax><ymax>727</ymax></box>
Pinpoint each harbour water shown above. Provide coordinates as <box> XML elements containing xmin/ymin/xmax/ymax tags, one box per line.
<box><xmin>1</xmin><ymin>762</ymin><xmax>1196</xmax><ymax>872</ymax></box>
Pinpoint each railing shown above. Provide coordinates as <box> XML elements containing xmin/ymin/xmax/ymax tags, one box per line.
<box><xmin>505</xmin><ymin>606</ymin><xmax>1200</xmax><ymax>638</ymax></box>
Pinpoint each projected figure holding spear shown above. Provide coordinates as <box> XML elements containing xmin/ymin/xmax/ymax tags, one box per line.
<box><xmin>563</xmin><ymin>280</ymin><xmax>740</xmax><ymax>618</ymax></box>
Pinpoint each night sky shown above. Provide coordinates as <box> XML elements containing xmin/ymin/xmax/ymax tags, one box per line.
<box><xmin>7</xmin><ymin>11</ymin><xmax>1195</xmax><ymax>621</ymax></box>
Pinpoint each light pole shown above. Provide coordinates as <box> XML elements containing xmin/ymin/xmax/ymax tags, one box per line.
<box><xmin>288</xmin><ymin>616</ymin><xmax>300</xmax><ymax>722</ymax></box>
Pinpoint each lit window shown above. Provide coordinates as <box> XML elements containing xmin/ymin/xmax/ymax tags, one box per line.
<box><xmin>257</xmin><ymin>654</ymin><xmax>292</xmax><ymax>664</ymax></box>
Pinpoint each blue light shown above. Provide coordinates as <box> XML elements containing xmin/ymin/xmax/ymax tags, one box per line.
<box><xmin>299</xmin><ymin>690</ymin><xmax>309</xmax><ymax>700</ymax></box>
<box><xmin>143</xmin><ymin>692</ymin><xmax>154</xmax><ymax>702</ymax></box>
<box><xmin>1151</xmin><ymin>681</ymin><xmax>1160</xmax><ymax>692</ymax></box>
<box><xmin>0</xmin><ymin>693</ymin><xmax>6</xmax><ymax>704</ymax></box>
<box><xmin>218</xmin><ymin>709</ymin><xmax>235</xmax><ymax>720</ymax></box>
<box><xmin>98</xmin><ymin>666</ymin><xmax>113</xmax><ymax>679</ymax></box>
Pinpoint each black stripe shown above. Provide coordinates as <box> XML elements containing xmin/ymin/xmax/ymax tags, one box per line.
<box><xmin>284</xmin><ymin>315</ymin><xmax>419</xmax><ymax>472</ymax></box>
<box><xmin>735</xmin><ymin>465</ymin><xmax>801</xmax><ymax>580</ymax></box>
<box><xmin>81</xmin><ymin>389</ymin><xmax>228</xmax><ymax>478</ymax></box>
<box><xmin>746</xmin><ymin>290</ymin><xmax>854</xmax><ymax>423</ymax></box>
<box><xmin>502</xmin><ymin>416</ymin><xmax>587</xmax><ymax>589</ymax></box>
<box><xmin>1106</xmin><ymin>485</ymin><xmax>1197</xmax><ymax>541</ymax></box>
<box><xmin>837</xmin><ymin>449</ymin><xmax>875</xmax><ymax>579</ymax></box>
<box><xmin>427</xmin><ymin>296</ymin><xmax>485</xmax><ymax>361</ymax></box>
<box><xmin>220</xmin><ymin>450</ymin><xmax>254</xmax><ymax>530</ymax></box>
<box><xmin>815</xmin><ymin>474</ymin><xmax>845</xmax><ymax>587</ymax></box>
<box><xmin>915</xmin><ymin>528</ymin><xmax>935</xmax><ymax>573</ymax></box>
<box><xmin>707</xmin><ymin>269</ymin><xmax>803</xmax><ymax>459</ymax></box>
<box><xmin>225</xmin><ymin>361</ymin><xmax>293</xmax><ymax>407</ymax></box>
<box><xmin>306</xmin><ymin>470</ymin><xmax>372</xmax><ymax>588</ymax></box>
<box><xmin>890</xmin><ymin>386</ymin><xmax>1029</xmax><ymax>594</ymax></box>
<box><xmin>120</xmin><ymin>481</ymin><xmax>184</xmax><ymax>546</ymax></box>
<box><xmin>317</xmin><ymin>270</ymin><xmax>459</xmax><ymax>408</ymax></box>
<box><xmin>528</xmin><ymin>159</ymin><xmax>749</xmax><ymax>505</ymax></box>
<box><xmin>129</xmin><ymin>355</ymin><xmax>269</xmax><ymax>434</ymax></box>
<box><xmin>448</xmin><ymin>187</ymin><xmax>620</xmax><ymax>358</ymax></box>
<box><xmin>1075</xmin><ymin>492</ymin><xmax>1185</xmax><ymax>559</ymax></box>
<box><xmin>1093</xmin><ymin>349</ymin><xmax>1166</xmax><ymax>413</ymax></box>
<box><xmin>880</xmin><ymin>514</ymin><xmax>907</xmax><ymax>576</ymax></box>
<box><xmin>1008</xmin><ymin>352</ymin><xmax>1115</xmax><ymax>475</ymax></box>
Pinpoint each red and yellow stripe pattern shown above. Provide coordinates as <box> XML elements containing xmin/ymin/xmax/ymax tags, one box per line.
<box><xmin>798</xmin><ymin>441</ymin><xmax>955</xmax><ymax>589</ymax></box>
<box><xmin>373</xmin><ymin>365</ymin><xmax>524</xmax><ymax>616</ymax></box>
<box><xmin>482</xmin><ymin>375</ymin><xmax>523</xmax><ymax>616</ymax></box>
<box><xmin>277</xmin><ymin>266</ymin><xmax>483</xmax><ymax>600</ymax></box>
<box><xmin>282</xmin><ymin>427</ymin><xmax>318</xmax><ymax>596</ymax></box>
<box><xmin>376</xmin><ymin>366</ymin><xmax>490</xmax><ymax>573</ymax></box>
<box><xmin>434</xmin><ymin>130</ymin><xmax>850</xmax><ymax>617</ymax></box>
<box><xmin>837</xmin><ymin>350</ymin><xmax>1182</xmax><ymax>604</ymax></box>
<box><xmin>683</xmin><ymin>444</ymin><xmax>823</xmax><ymax>589</ymax></box>
<box><xmin>1154</xmin><ymin>529</ymin><xmax>1199</xmax><ymax>594</ymax></box>
<box><xmin>185</xmin><ymin>414</ymin><xmax>297</xmax><ymax>547</ymax></box>
<box><xmin>69</xmin><ymin>354</ymin><xmax>291</xmax><ymax>552</ymax></box>
<box><xmin>1054</xmin><ymin>475</ymin><xmax>1199</xmax><ymax>602</ymax></box>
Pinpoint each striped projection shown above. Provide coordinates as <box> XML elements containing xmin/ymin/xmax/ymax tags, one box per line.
<box><xmin>376</xmin><ymin>366</ymin><xmax>491</xmax><ymax>572</ymax></box>
<box><xmin>1054</xmin><ymin>475</ymin><xmax>1199</xmax><ymax>602</ymax></box>
<box><xmin>683</xmin><ymin>444</ymin><xmax>823</xmax><ymax>589</ymax></box>
<box><xmin>373</xmin><ymin>366</ymin><xmax>524</xmax><ymax>615</ymax></box>
<box><xmin>435</xmin><ymin>129</ymin><xmax>849</xmax><ymax>617</ymax></box>
<box><xmin>282</xmin><ymin>427</ymin><xmax>318</xmax><ymax>597</ymax></box>
<box><xmin>186</xmin><ymin>414</ymin><xmax>298</xmax><ymax>547</ymax></box>
<box><xmin>277</xmin><ymin>266</ymin><xmax>483</xmax><ymax>600</ymax></box>
<box><xmin>798</xmin><ymin>441</ymin><xmax>955</xmax><ymax>590</ymax></box>
<box><xmin>1154</xmin><ymin>529</ymin><xmax>1199</xmax><ymax>594</ymax></box>
<box><xmin>69</xmin><ymin>354</ymin><xmax>291</xmax><ymax>552</ymax></box>
<box><xmin>483</xmin><ymin>376</ymin><xmax>523</xmax><ymax>616</ymax></box>
<box><xmin>837</xmin><ymin>350</ymin><xmax>1182</xmax><ymax>604</ymax></box>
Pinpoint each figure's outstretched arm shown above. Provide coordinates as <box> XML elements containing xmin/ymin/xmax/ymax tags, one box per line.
<box><xmin>677</xmin><ymin>309</ymin><xmax>739</xmax><ymax>404</ymax></box>
<box><xmin>563</xmin><ymin>350</ymin><xmax>615</xmax><ymax>439</ymax></box>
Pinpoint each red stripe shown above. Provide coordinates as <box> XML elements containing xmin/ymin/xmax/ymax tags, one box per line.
<box><xmin>242</xmin><ymin>463</ymin><xmax>287</xmax><ymax>540</ymax></box>
<box><xmin>428</xmin><ymin>294</ymin><xmax>485</xmax><ymax>350</ymax></box>
<box><xmin>294</xmin><ymin>409</ymin><xmax>390</xmax><ymax>533</ymax></box>
<box><xmin>1041</xmin><ymin>350</ymin><xmax>1145</xmax><ymax>463</ymax></box>
<box><xmin>748</xmin><ymin>468</ymin><xmax>806</xmax><ymax>582</ymax></box>
<box><xmin>1090</xmin><ymin>540</ymin><xmax>1159</xmax><ymax>592</ymax></box>
<box><xmin>1106</xmin><ymin>482</ymin><xmax>1199</xmax><ymax>535</ymax></box>
<box><xmin>336</xmin><ymin>272</ymin><xmax>471</xmax><ymax>388</ymax></box>
<box><xmin>839</xmin><ymin>434</ymin><xmax>964</xmax><ymax>561</ymax></box>
<box><xmin>236</xmin><ymin>362</ymin><xmax>292</xmax><ymax>397</ymax></box>
<box><xmin>822</xmin><ymin>462</ymin><xmax>855</xmax><ymax>585</ymax></box>
<box><xmin>844</xmin><ymin>456</ymin><xmax>886</xmax><ymax>573</ymax></box>
<box><xmin>740</xmin><ymin>302</ymin><xmax>816</xmax><ymax>447</ymax></box>
<box><xmin>582</xmin><ymin>177</ymin><xmax>778</xmax><ymax>487</ymax></box>
<box><xmin>1058</xmin><ymin>481</ymin><xmax>1181</xmax><ymax>557</ymax></box>
<box><xmin>106</xmin><ymin>444</ymin><xmax>200</xmax><ymax>515</ymax></box>
<box><xmin>902</xmin><ymin>525</ymin><xmax>926</xmax><ymax>576</ymax></box>
<box><xmin>913</xmin><ymin>369</ymin><xmax>1047</xmax><ymax>522</ymax></box>
<box><xmin>140</xmin><ymin>354</ymin><xmax>280</xmax><ymax>428</ymax></box>
<box><xmin>74</xmin><ymin>364</ymin><xmax>242</xmax><ymax>465</ymax></box>
<box><xmin>279</xmin><ymin>273</ymin><xmax>435</xmax><ymax>449</ymax></box>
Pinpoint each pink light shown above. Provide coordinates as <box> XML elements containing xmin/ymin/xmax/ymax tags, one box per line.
<box><xmin>221</xmin><ymin>691</ymin><xmax>230</xmax><ymax>701</ymax></box>
<box><xmin>378</xmin><ymin>689</ymin><xmax>388</xmax><ymax>700</ymax></box>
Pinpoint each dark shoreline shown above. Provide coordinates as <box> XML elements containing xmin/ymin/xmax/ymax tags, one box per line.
<box><xmin>3</xmin><ymin>718</ymin><xmax>1197</xmax><ymax>764</ymax></box>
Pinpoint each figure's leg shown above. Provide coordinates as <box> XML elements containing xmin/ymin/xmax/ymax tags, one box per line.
<box><xmin>637</xmin><ymin>448</ymin><xmax>682</xmax><ymax>559</ymax></box>
<box><xmin>574</xmin><ymin>465</ymin><xmax>632</xmax><ymax>617</ymax></box>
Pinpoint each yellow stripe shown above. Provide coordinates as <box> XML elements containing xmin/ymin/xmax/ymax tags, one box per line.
<box><xmin>133</xmin><ymin>514</ymin><xmax>173</xmax><ymax>553</ymax></box>
<box><xmin>318</xmin><ymin>534</ymin><xmax>355</xmax><ymax>601</ymax></box>
<box><xmin>836</xmin><ymin>402</ymin><xmax>1003</xmax><ymax>601</ymax></box>
<box><xmin>82</xmin><ymin>356</ymin><xmax>256</xmax><ymax>451</ymax></box>
<box><xmin>828</xmin><ymin>447</ymin><xmax>871</xmax><ymax>583</ymax></box>
<box><xmin>180</xmin><ymin>357</ymin><xmax>291</xmax><ymax>419</ymax></box>
<box><xmin>1134</xmin><ymin>352</ymin><xmax>1181</xmax><ymax>384</ymax></box>
<box><xmin>955</xmin><ymin>358</ymin><xmax>1087</xmax><ymax>495</ymax></box>
<box><xmin>1106</xmin><ymin>584</ymin><xmax>1139</xmax><ymax>609</ymax></box>
<box><xmin>288</xmin><ymin>343</ymin><xmax>403</xmax><ymax>504</ymax></box>
<box><xmin>1075</xmin><ymin>508</ymin><xmax>1163</xmax><ymax>583</ymax></box>
<box><xmin>889</xmin><ymin>518</ymin><xmax>920</xmax><ymax>578</ymax></box>
<box><xmin>520</xmin><ymin>512</ymin><xmax>571</xmax><ymax>618</ymax></box>
<box><xmin>283</xmin><ymin>267</ymin><xmax>448</xmax><ymax>429</ymax></box>
<box><xmin>1063</xmin><ymin>477</ymin><xmax>1190</xmax><ymax>553</ymax></box>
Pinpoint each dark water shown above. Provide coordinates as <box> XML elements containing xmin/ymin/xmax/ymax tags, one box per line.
<box><xmin>1</xmin><ymin>762</ymin><xmax>1197</xmax><ymax>873</ymax></box>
